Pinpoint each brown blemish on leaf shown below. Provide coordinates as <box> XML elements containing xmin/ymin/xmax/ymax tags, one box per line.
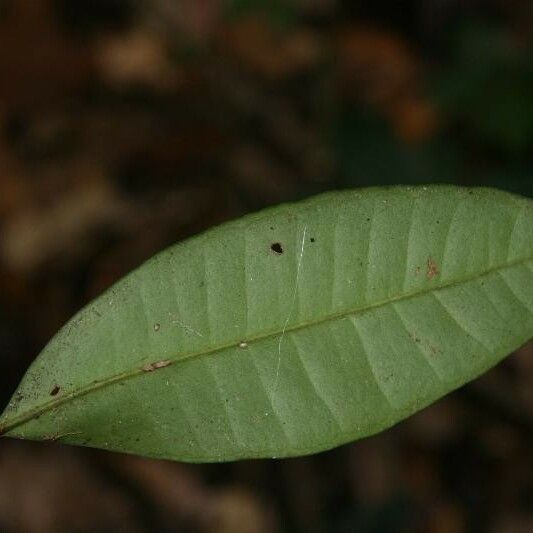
<box><xmin>410</xmin><ymin>332</ymin><xmax>442</xmax><ymax>355</ymax></box>
<box><xmin>428</xmin><ymin>344</ymin><xmax>442</xmax><ymax>355</ymax></box>
<box><xmin>12</xmin><ymin>392</ymin><xmax>24</xmax><ymax>404</ymax></box>
<box><xmin>142</xmin><ymin>360</ymin><xmax>172</xmax><ymax>372</ymax></box>
<box><xmin>50</xmin><ymin>385</ymin><xmax>60</xmax><ymax>396</ymax></box>
<box><xmin>409</xmin><ymin>332</ymin><xmax>421</xmax><ymax>343</ymax></box>
<box><xmin>426</xmin><ymin>257</ymin><xmax>439</xmax><ymax>280</ymax></box>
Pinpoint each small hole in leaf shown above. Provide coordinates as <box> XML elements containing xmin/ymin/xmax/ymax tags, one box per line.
<box><xmin>50</xmin><ymin>385</ymin><xmax>60</xmax><ymax>396</ymax></box>
<box><xmin>271</xmin><ymin>242</ymin><xmax>283</xmax><ymax>254</ymax></box>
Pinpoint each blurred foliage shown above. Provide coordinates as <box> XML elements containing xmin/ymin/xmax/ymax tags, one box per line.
<box><xmin>227</xmin><ymin>0</ymin><xmax>296</xmax><ymax>25</ymax></box>
<box><xmin>434</xmin><ymin>22</ymin><xmax>533</xmax><ymax>155</ymax></box>
<box><xmin>336</xmin><ymin>20</ymin><xmax>533</xmax><ymax>195</ymax></box>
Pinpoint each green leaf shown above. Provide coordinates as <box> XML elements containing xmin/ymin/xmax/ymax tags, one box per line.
<box><xmin>1</xmin><ymin>186</ymin><xmax>532</xmax><ymax>462</ymax></box>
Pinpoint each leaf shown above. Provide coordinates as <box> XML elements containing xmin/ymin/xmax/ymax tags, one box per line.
<box><xmin>1</xmin><ymin>186</ymin><xmax>533</xmax><ymax>462</ymax></box>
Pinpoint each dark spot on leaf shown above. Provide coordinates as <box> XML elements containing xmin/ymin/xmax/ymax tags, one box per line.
<box><xmin>310</xmin><ymin>237</ymin><xmax>315</xmax><ymax>243</ymax></box>
<box><xmin>271</xmin><ymin>242</ymin><xmax>283</xmax><ymax>254</ymax></box>
<box><xmin>50</xmin><ymin>385</ymin><xmax>60</xmax><ymax>396</ymax></box>
<box><xmin>426</xmin><ymin>257</ymin><xmax>440</xmax><ymax>280</ymax></box>
<box><xmin>270</xmin><ymin>226</ymin><xmax>274</xmax><ymax>230</ymax></box>
<box><xmin>366</xmin><ymin>218</ymin><xmax>371</xmax><ymax>222</ymax></box>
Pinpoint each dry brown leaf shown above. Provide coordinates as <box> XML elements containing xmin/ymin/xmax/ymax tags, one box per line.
<box><xmin>336</xmin><ymin>26</ymin><xmax>418</xmax><ymax>105</ymax></box>
<box><xmin>219</xmin><ymin>16</ymin><xmax>323</xmax><ymax>80</ymax></box>
<box><xmin>0</xmin><ymin>442</ymin><xmax>141</xmax><ymax>533</ymax></box>
<box><xmin>96</xmin><ymin>31</ymin><xmax>182</xmax><ymax>90</ymax></box>
<box><xmin>390</xmin><ymin>97</ymin><xmax>439</xmax><ymax>143</ymax></box>
<box><xmin>336</xmin><ymin>26</ymin><xmax>439</xmax><ymax>142</ymax></box>
<box><xmin>113</xmin><ymin>454</ymin><xmax>212</xmax><ymax>523</ymax></box>
<box><xmin>0</xmin><ymin>0</ymin><xmax>94</xmax><ymax>112</ymax></box>
<box><xmin>1</xmin><ymin>174</ymin><xmax>127</xmax><ymax>273</ymax></box>
<box><xmin>209</xmin><ymin>487</ymin><xmax>276</xmax><ymax>533</ymax></box>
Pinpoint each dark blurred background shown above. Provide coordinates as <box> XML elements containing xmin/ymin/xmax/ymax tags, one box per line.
<box><xmin>0</xmin><ymin>1</ymin><xmax>532</xmax><ymax>532</ymax></box>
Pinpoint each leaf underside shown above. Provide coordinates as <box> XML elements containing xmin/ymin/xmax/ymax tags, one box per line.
<box><xmin>1</xmin><ymin>186</ymin><xmax>532</xmax><ymax>462</ymax></box>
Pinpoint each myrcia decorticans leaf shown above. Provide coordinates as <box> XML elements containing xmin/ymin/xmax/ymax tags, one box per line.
<box><xmin>1</xmin><ymin>186</ymin><xmax>532</xmax><ymax>462</ymax></box>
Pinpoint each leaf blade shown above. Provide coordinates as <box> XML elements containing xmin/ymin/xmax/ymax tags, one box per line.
<box><xmin>1</xmin><ymin>186</ymin><xmax>532</xmax><ymax>461</ymax></box>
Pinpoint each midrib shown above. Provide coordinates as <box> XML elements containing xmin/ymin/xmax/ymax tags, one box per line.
<box><xmin>1</xmin><ymin>254</ymin><xmax>532</xmax><ymax>436</ymax></box>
